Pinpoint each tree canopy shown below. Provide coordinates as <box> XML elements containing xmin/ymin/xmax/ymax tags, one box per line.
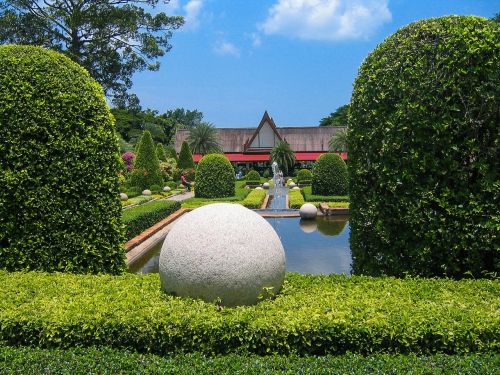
<box><xmin>329</xmin><ymin>128</ymin><xmax>348</xmax><ymax>152</ymax></box>
<box><xmin>319</xmin><ymin>105</ymin><xmax>350</xmax><ymax>127</ymax></box>
<box><xmin>270</xmin><ymin>141</ymin><xmax>296</xmax><ymax>175</ymax></box>
<box><xmin>0</xmin><ymin>0</ymin><xmax>183</xmax><ymax>101</ymax></box>
<box><xmin>187</xmin><ymin>122</ymin><xmax>222</xmax><ymax>155</ymax></box>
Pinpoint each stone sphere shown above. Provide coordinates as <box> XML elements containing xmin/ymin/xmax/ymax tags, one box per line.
<box><xmin>292</xmin><ymin>186</ymin><xmax>300</xmax><ymax>190</ymax></box>
<box><xmin>142</xmin><ymin>189</ymin><xmax>152</xmax><ymax>196</ymax></box>
<box><xmin>263</xmin><ymin>182</ymin><xmax>270</xmax><ymax>189</ymax></box>
<box><xmin>299</xmin><ymin>203</ymin><xmax>317</xmax><ymax>219</ymax></box>
<box><xmin>299</xmin><ymin>219</ymin><xmax>318</xmax><ymax>234</ymax></box>
<box><xmin>159</xmin><ymin>203</ymin><xmax>286</xmax><ymax>306</ymax></box>
<box><xmin>119</xmin><ymin>193</ymin><xmax>128</xmax><ymax>201</ymax></box>
<box><xmin>163</xmin><ymin>186</ymin><xmax>171</xmax><ymax>192</ymax></box>
<box><xmin>289</xmin><ymin>182</ymin><xmax>296</xmax><ymax>187</ymax></box>
<box><xmin>255</xmin><ymin>186</ymin><xmax>263</xmax><ymax>190</ymax></box>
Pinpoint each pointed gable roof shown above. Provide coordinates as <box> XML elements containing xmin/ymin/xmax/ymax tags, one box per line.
<box><xmin>244</xmin><ymin>111</ymin><xmax>283</xmax><ymax>152</ymax></box>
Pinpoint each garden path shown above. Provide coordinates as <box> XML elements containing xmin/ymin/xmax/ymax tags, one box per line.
<box><xmin>166</xmin><ymin>191</ymin><xmax>194</xmax><ymax>201</ymax></box>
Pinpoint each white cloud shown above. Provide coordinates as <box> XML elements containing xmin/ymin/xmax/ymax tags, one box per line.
<box><xmin>183</xmin><ymin>0</ymin><xmax>204</xmax><ymax>30</ymax></box>
<box><xmin>260</xmin><ymin>0</ymin><xmax>391</xmax><ymax>41</ymax></box>
<box><xmin>250</xmin><ymin>33</ymin><xmax>262</xmax><ymax>48</ymax></box>
<box><xmin>213</xmin><ymin>41</ymin><xmax>241</xmax><ymax>57</ymax></box>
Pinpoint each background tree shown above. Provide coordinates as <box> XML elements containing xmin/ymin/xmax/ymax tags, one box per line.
<box><xmin>270</xmin><ymin>141</ymin><xmax>296</xmax><ymax>176</ymax></box>
<box><xmin>164</xmin><ymin>108</ymin><xmax>203</xmax><ymax>129</ymax></box>
<box><xmin>187</xmin><ymin>122</ymin><xmax>222</xmax><ymax>155</ymax></box>
<box><xmin>329</xmin><ymin>128</ymin><xmax>348</xmax><ymax>152</ymax></box>
<box><xmin>130</xmin><ymin>130</ymin><xmax>163</xmax><ymax>189</ymax></box>
<box><xmin>177</xmin><ymin>140</ymin><xmax>195</xmax><ymax>169</ymax></box>
<box><xmin>319</xmin><ymin>104</ymin><xmax>350</xmax><ymax>126</ymax></box>
<box><xmin>0</xmin><ymin>0</ymin><xmax>184</xmax><ymax>101</ymax></box>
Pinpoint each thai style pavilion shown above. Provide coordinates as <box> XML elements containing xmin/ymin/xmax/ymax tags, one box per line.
<box><xmin>174</xmin><ymin>111</ymin><xmax>347</xmax><ymax>171</ymax></box>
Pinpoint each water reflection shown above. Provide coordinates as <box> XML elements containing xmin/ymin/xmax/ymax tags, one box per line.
<box><xmin>130</xmin><ymin>216</ymin><xmax>352</xmax><ymax>275</ymax></box>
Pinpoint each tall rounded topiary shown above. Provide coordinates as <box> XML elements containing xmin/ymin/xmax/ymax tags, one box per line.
<box><xmin>296</xmin><ymin>169</ymin><xmax>312</xmax><ymax>182</ymax></box>
<box><xmin>311</xmin><ymin>153</ymin><xmax>348</xmax><ymax>195</ymax></box>
<box><xmin>0</xmin><ymin>45</ymin><xmax>124</xmax><ymax>274</ymax></box>
<box><xmin>246</xmin><ymin>170</ymin><xmax>260</xmax><ymax>181</ymax></box>
<box><xmin>349</xmin><ymin>16</ymin><xmax>499</xmax><ymax>278</ymax></box>
<box><xmin>195</xmin><ymin>154</ymin><xmax>235</xmax><ymax>198</ymax></box>
<box><xmin>130</xmin><ymin>131</ymin><xmax>163</xmax><ymax>189</ymax></box>
<box><xmin>178</xmin><ymin>140</ymin><xmax>195</xmax><ymax>170</ymax></box>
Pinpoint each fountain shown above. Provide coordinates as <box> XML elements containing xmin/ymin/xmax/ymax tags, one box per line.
<box><xmin>269</xmin><ymin>161</ymin><xmax>287</xmax><ymax>210</ymax></box>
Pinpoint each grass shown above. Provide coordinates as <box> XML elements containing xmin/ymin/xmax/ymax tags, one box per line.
<box><xmin>182</xmin><ymin>181</ymin><xmax>252</xmax><ymax>208</ymax></box>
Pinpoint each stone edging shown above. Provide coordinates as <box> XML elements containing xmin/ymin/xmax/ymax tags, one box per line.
<box><xmin>261</xmin><ymin>194</ymin><xmax>270</xmax><ymax>209</ymax></box>
<box><xmin>124</xmin><ymin>208</ymin><xmax>189</xmax><ymax>252</ymax></box>
<box><xmin>319</xmin><ymin>203</ymin><xmax>349</xmax><ymax>216</ymax></box>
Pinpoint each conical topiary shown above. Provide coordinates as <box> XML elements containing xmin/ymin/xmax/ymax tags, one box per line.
<box><xmin>167</xmin><ymin>146</ymin><xmax>178</xmax><ymax>161</ymax></box>
<box><xmin>130</xmin><ymin>130</ymin><xmax>163</xmax><ymax>189</ymax></box>
<box><xmin>156</xmin><ymin>143</ymin><xmax>167</xmax><ymax>161</ymax></box>
<box><xmin>178</xmin><ymin>140</ymin><xmax>195</xmax><ymax>169</ymax></box>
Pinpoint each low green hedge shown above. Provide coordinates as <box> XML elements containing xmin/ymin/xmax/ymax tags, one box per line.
<box><xmin>1</xmin><ymin>347</ymin><xmax>498</xmax><ymax>375</ymax></box>
<box><xmin>1</xmin><ymin>272</ymin><xmax>498</xmax><ymax>355</ymax></box>
<box><xmin>245</xmin><ymin>180</ymin><xmax>262</xmax><ymax>187</ymax></box>
<box><xmin>302</xmin><ymin>186</ymin><xmax>349</xmax><ymax>203</ymax></box>
<box><xmin>122</xmin><ymin>200</ymin><xmax>181</xmax><ymax>241</ymax></box>
<box><xmin>289</xmin><ymin>189</ymin><xmax>305</xmax><ymax>209</ymax></box>
<box><xmin>241</xmin><ymin>189</ymin><xmax>267</xmax><ymax>209</ymax></box>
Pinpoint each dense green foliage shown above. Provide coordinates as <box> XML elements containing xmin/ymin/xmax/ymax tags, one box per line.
<box><xmin>302</xmin><ymin>186</ymin><xmax>349</xmax><ymax>203</ymax></box>
<box><xmin>187</xmin><ymin>122</ymin><xmax>222</xmax><ymax>154</ymax></box>
<box><xmin>130</xmin><ymin>131</ymin><xmax>163</xmax><ymax>189</ymax></box>
<box><xmin>0</xmin><ymin>45</ymin><xmax>124</xmax><ymax>274</ymax></box>
<box><xmin>349</xmin><ymin>16</ymin><xmax>500</xmax><ymax>278</ymax></box>
<box><xmin>312</xmin><ymin>153</ymin><xmax>348</xmax><ymax>196</ymax></box>
<box><xmin>270</xmin><ymin>141</ymin><xmax>296</xmax><ymax>175</ymax></box>
<box><xmin>194</xmin><ymin>154</ymin><xmax>235</xmax><ymax>198</ymax></box>
<box><xmin>177</xmin><ymin>140</ymin><xmax>195</xmax><ymax>169</ymax></box>
<box><xmin>319</xmin><ymin>104</ymin><xmax>350</xmax><ymax>127</ymax></box>
<box><xmin>0</xmin><ymin>271</ymin><xmax>498</xmax><ymax>355</ymax></box>
<box><xmin>288</xmin><ymin>189</ymin><xmax>305</xmax><ymax>209</ymax></box>
<box><xmin>246</xmin><ymin>170</ymin><xmax>261</xmax><ymax>181</ymax></box>
<box><xmin>0</xmin><ymin>1</ymin><xmax>183</xmax><ymax>101</ymax></box>
<box><xmin>329</xmin><ymin>128</ymin><xmax>348</xmax><ymax>152</ymax></box>
<box><xmin>296</xmin><ymin>169</ymin><xmax>312</xmax><ymax>182</ymax></box>
<box><xmin>156</xmin><ymin>143</ymin><xmax>166</xmax><ymax>161</ymax></box>
<box><xmin>1</xmin><ymin>347</ymin><xmax>498</xmax><ymax>375</ymax></box>
<box><xmin>122</xmin><ymin>200</ymin><xmax>180</xmax><ymax>241</ymax></box>
<box><xmin>241</xmin><ymin>189</ymin><xmax>267</xmax><ymax>209</ymax></box>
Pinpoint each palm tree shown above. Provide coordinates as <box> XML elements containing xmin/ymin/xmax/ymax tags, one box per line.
<box><xmin>187</xmin><ymin>122</ymin><xmax>222</xmax><ymax>155</ymax></box>
<box><xmin>329</xmin><ymin>128</ymin><xmax>348</xmax><ymax>152</ymax></box>
<box><xmin>270</xmin><ymin>141</ymin><xmax>296</xmax><ymax>175</ymax></box>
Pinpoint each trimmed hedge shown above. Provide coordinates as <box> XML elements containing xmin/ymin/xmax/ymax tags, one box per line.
<box><xmin>122</xmin><ymin>200</ymin><xmax>180</xmax><ymax>241</ymax></box>
<box><xmin>1</xmin><ymin>347</ymin><xmax>498</xmax><ymax>375</ymax></box>
<box><xmin>0</xmin><ymin>272</ymin><xmax>498</xmax><ymax>355</ymax></box>
<box><xmin>195</xmin><ymin>154</ymin><xmax>235</xmax><ymax>198</ymax></box>
<box><xmin>0</xmin><ymin>45</ymin><xmax>124</xmax><ymax>274</ymax></box>
<box><xmin>312</xmin><ymin>153</ymin><xmax>348</xmax><ymax>196</ymax></box>
<box><xmin>289</xmin><ymin>189</ymin><xmax>305</xmax><ymax>209</ymax></box>
<box><xmin>178</xmin><ymin>140</ymin><xmax>195</xmax><ymax>169</ymax></box>
<box><xmin>296</xmin><ymin>169</ymin><xmax>312</xmax><ymax>182</ymax></box>
<box><xmin>130</xmin><ymin>131</ymin><xmax>163</xmax><ymax>189</ymax></box>
<box><xmin>349</xmin><ymin>16</ymin><xmax>500</xmax><ymax>278</ymax></box>
<box><xmin>241</xmin><ymin>189</ymin><xmax>267</xmax><ymax>209</ymax></box>
<box><xmin>302</xmin><ymin>186</ymin><xmax>349</xmax><ymax>203</ymax></box>
<box><xmin>246</xmin><ymin>170</ymin><xmax>260</xmax><ymax>181</ymax></box>
<box><xmin>245</xmin><ymin>180</ymin><xmax>262</xmax><ymax>187</ymax></box>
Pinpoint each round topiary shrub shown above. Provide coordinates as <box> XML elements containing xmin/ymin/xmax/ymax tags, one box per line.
<box><xmin>246</xmin><ymin>170</ymin><xmax>260</xmax><ymax>181</ymax></box>
<box><xmin>296</xmin><ymin>169</ymin><xmax>312</xmax><ymax>182</ymax></box>
<box><xmin>311</xmin><ymin>154</ymin><xmax>348</xmax><ymax>196</ymax></box>
<box><xmin>195</xmin><ymin>154</ymin><xmax>235</xmax><ymax>198</ymax></box>
<box><xmin>349</xmin><ymin>16</ymin><xmax>499</xmax><ymax>278</ymax></box>
<box><xmin>0</xmin><ymin>45</ymin><xmax>124</xmax><ymax>274</ymax></box>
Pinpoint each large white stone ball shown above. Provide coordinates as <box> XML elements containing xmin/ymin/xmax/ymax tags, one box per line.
<box><xmin>299</xmin><ymin>203</ymin><xmax>317</xmax><ymax>219</ymax></box>
<box><xmin>142</xmin><ymin>189</ymin><xmax>152</xmax><ymax>196</ymax></box>
<box><xmin>119</xmin><ymin>193</ymin><xmax>128</xmax><ymax>201</ymax></box>
<box><xmin>159</xmin><ymin>203</ymin><xmax>286</xmax><ymax>306</ymax></box>
<box><xmin>263</xmin><ymin>182</ymin><xmax>270</xmax><ymax>189</ymax></box>
<box><xmin>163</xmin><ymin>186</ymin><xmax>171</xmax><ymax>192</ymax></box>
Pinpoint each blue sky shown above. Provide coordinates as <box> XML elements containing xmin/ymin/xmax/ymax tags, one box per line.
<box><xmin>133</xmin><ymin>0</ymin><xmax>499</xmax><ymax>128</ymax></box>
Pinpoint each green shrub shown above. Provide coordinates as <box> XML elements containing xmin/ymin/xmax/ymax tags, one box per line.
<box><xmin>241</xmin><ymin>189</ymin><xmax>267</xmax><ymax>209</ymax></box>
<box><xmin>150</xmin><ymin>185</ymin><xmax>161</xmax><ymax>193</ymax></box>
<box><xmin>1</xmin><ymin>347</ymin><xmax>498</xmax><ymax>375</ymax></box>
<box><xmin>177</xmin><ymin>140</ymin><xmax>195</xmax><ymax>169</ymax></box>
<box><xmin>312</xmin><ymin>153</ymin><xmax>348</xmax><ymax>196</ymax></box>
<box><xmin>122</xmin><ymin>200</ymin><xmax>180</xmax><ymax>241</ymax></box>
<box><xmin>156</xmin><ymin>143</ymin><xmax>167</xmax><ymax>161</ymax></box>
<box><xmin>245</xmin><ymin>180</ymin><xmax>262</xmax><ymax>187</ymax></box>
<box><xmin>0</xmin><ymin>45</ymin><xmax>124</xmax><ymax>274</ymax></box>
<box><xmin>194</xmin><ymin>154</ymin><xmax>235</xmax><ymax>198</ymax></box>
<box><xmin>349</xmin><ymin>16</ymin><xmax>500</xmax><ymax>278</ymax></box>
<box><xmin>288</xmin><ymin>189</ymin><xmax>305</xmax><ymax>209</ymax></box>
<box><xmin>130</xmin><ymin>131</ymin><xmax>163</xmax><ymax>190</ymax></box>
<box><xmin>302</xmin><ymin>186</ymin><xmax>349</xmax><ymax>203</ymax></box>
<box><xmin>246</xmin><ymin>170</ymin><xmax>260</xmax><ymax>181</ymax></box>
<box><xmin>0</xmin><ymin>271</ymin><xmax>498</xmax><ymax>355</ymax></box>
<box><xmin>296</xmin><ymin>169</ymin><xmax>312</xmax><ymax>182</ymax></box>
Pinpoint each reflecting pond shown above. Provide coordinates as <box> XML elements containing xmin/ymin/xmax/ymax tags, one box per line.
<box><xmin>129</xmin><ymin>216</ymin><xmax>351</xmax><ymax>275</ymax></box>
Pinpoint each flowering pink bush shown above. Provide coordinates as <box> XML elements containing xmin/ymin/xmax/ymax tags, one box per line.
<box><xmin>122</xmin><ymin>152</ymin><xmax>135</xmax><ymax>172</ymax></box>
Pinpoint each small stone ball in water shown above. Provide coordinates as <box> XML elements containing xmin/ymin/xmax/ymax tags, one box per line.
<box><xmin>163</xmin><ymin>186</ymin><xmax>171</xmax><ymax>192</ymax></box>
<box><xmin>159</xmin><ymin>203</ymin><xmax>286</xmax><ymax>306</ymax></box>
<box><xmin>299</xmin><ymin>203</ymin><xmax>317</xmax><ymax>219</ymax></box>
<box><xmin>299</xmin><ymin>219</ymin><xmax>318</xmax><ymax>233</ymax></box>
<box><xmin>119</xmin><ymin>193</ymin><xmax>128</xmax><ymax>201</ymax></box>
<box><xmin>142</xmin><ymin>189</ymin><xmax>152</xmax><ymax>196</ymax></box>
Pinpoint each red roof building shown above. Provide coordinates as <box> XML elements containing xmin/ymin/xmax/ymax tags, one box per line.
<box><xmin>175</xmin><ymin>111</ymin><xmax>347</xmax><ymax>168</ymax></box>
